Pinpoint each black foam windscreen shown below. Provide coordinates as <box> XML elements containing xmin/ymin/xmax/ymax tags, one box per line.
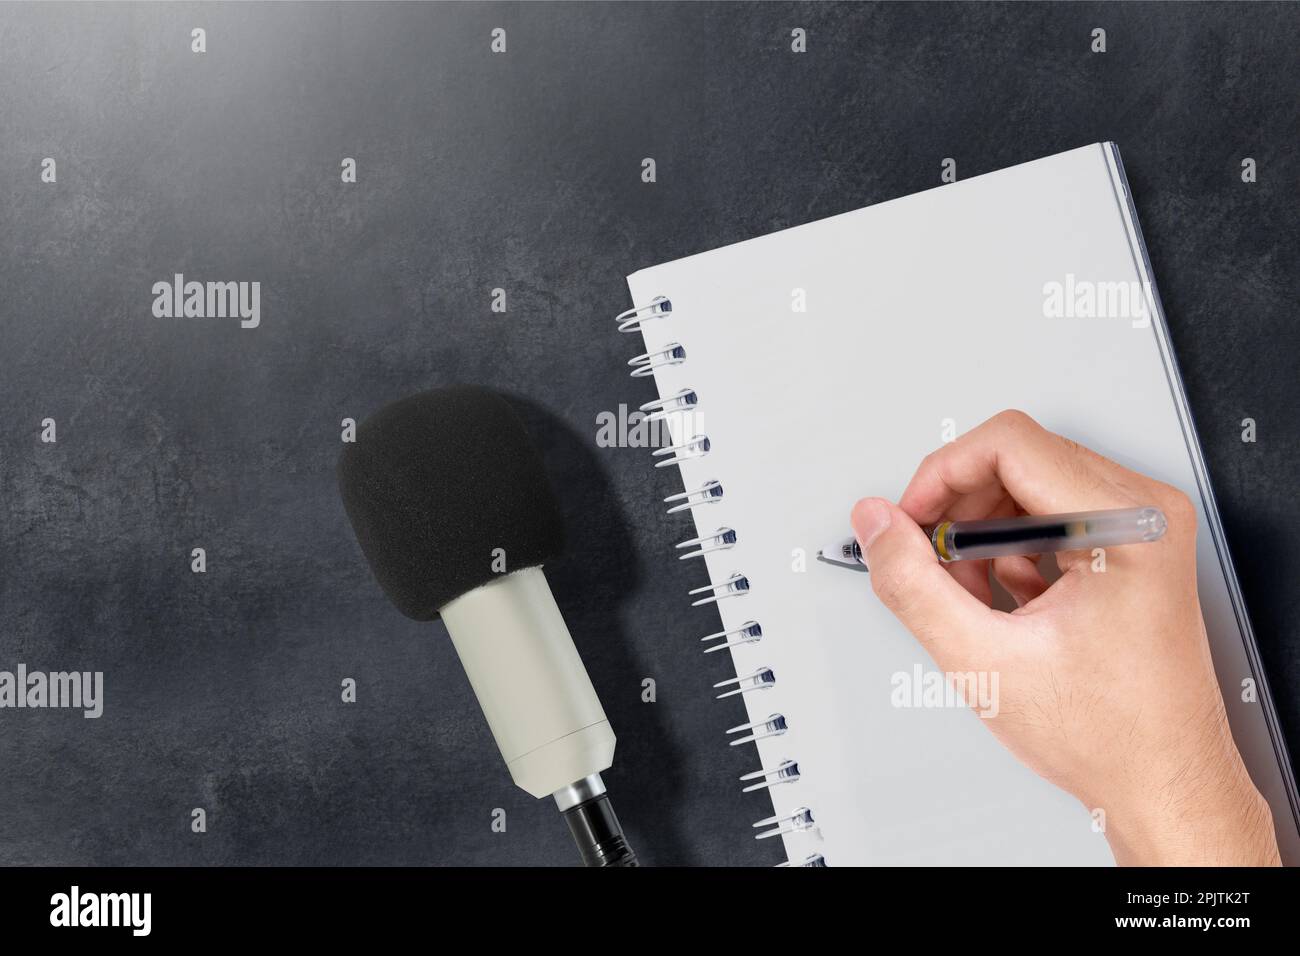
<box><xmin>336</xmin><ymin>386</ymin><xmax>566</xmax><ymax>621</ymax></box>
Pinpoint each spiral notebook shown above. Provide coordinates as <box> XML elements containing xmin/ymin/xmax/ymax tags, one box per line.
<box><xmin>617</xmin><ymin>143</ymin><xmax>1300</xmax><ymax>866</ymax></box>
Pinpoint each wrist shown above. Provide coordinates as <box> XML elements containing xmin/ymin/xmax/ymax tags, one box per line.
<box><xmin>1102</xmin><ymin>760</ymin><xmax>1280</xmax><ymax>866</ymax></box>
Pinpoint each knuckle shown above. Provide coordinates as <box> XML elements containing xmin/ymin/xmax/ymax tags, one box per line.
<box><xmin>918</xmin><ymin>448</ymin><xmax>948</xmax><ymax>478</ymax></box>
<box><xmin>1161</xmin><ymin>486</ymin><xmax>1197</xmax><ymax>522</ymax></box>
<box><xmin>994</xmin><ymin>408</ymin><xmax>1038</xmax><ymax>433</ymax></box>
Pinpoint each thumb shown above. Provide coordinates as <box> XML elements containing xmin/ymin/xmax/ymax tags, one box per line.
<box><xmin>851</xmin><ymin>497</ymin><xmax>1000</xmax><ymax>663</ymax></box>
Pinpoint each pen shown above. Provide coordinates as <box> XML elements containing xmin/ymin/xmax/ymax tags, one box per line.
<box><xmin>817</xmin><ymin>506</ymin><xmax>1168</xmax><ymax>570</ymax></box>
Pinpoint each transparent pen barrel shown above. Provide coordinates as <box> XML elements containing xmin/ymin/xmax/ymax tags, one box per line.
<box><xmin>935</xmin><ymin>507</ymin><xmax>1168</xmax><ymax>562</ymax></box>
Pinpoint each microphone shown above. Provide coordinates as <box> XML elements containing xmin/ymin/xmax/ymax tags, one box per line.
<box><xmin>336</xmin><ymin>385</ymin><xmax>637</xmax><ymax>867</ymax></box>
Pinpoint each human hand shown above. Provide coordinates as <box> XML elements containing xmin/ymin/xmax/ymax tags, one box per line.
<box><xmin>852</xmin><ymin>410</ymin><xmax>1279</xmax><ymax>866</ymax></box>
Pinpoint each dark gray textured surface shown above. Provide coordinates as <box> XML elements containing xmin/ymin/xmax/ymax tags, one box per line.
<box><xmin>1</xmin><ymin>2</ymin><xmax>1296</xmax><ymax>866</ymax></box>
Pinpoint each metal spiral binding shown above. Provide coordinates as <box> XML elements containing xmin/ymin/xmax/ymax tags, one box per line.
<box><xmin>664</xmin><ymin>480</ymin><xmax>723</xmax><ymax>514</ymax></box>
<box><xmin>689</xmin><ymin>571</ymin><xmax>748</xmax><ymax>605</ymax></box>
<box><xmin>700</xmin><ymin>620</ymin><xmax>761</xmax><ymax>654</ymax></box>
<box><xmin>617</xmin><ymin>294</ymin><xmax>819</xmax><ymax>866</ymax></box>
<box><xmin>628</xmin><ymin>342</ymin><xmax>686</xmax><ymax>377</ymax></box>
<box><xmin>713</xmin><ymin>666</ymin><xmax>774</xmax><ymax>699</ymax></box>
<box><xmin>676</xmin><ymin>527</ymin><xmax>736</xmax><ymax>560</ymax></box>
<box><xmin>754</xmin><ymin>807</ymin><xmax>816</xmax><ymax>841</ymax></box>
<box><xmin>652</xmin><ymin>434</ymin><xmax>710</xmax><ymax>468</ymax></box>
<box><xmin>740</xmin><ymin>759</ymin><xmax>800</xmax><ymax>793</ymax></box>
<box><xmin>640</xmin><ymin>388</ymin><xmax>698</xmax><ymax>422</ymax></box>
<box><xmin>615</xmin><ymin>296</ymin><xmax>672</xmax><ymax>333</ymax></box>
<box><xmin>726</xmin><ymin>713</ymin><xmax>787</xmax><ymax>745</ymax></box>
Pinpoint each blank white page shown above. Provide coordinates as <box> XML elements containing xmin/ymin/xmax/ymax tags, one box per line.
<box><xmin>626</xmin><ymin>143</ymin><xmax>1299</xmax><ymax>865</ymax></box>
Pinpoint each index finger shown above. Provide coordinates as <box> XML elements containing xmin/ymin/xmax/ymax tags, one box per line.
<box><xmin>898</xmin><ymin>409</ymin><xmax>1139</xmax><ymax>525</ymax></box>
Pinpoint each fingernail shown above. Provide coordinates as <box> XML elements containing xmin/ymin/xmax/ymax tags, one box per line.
<box><xmin>851</xmin><ymin>497</ymin><xmax>892</xmax><ymax>550</ymax></box>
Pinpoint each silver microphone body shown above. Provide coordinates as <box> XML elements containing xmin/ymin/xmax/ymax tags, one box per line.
<box><xmin>439</xmin><ymin>565</ymin><xmax>615</xmax><ymax>799</ymax></box>
<box><xmin>440</xmin><ymin>566</ymin><xmax>637</xmax><ymax>865</ymax></box>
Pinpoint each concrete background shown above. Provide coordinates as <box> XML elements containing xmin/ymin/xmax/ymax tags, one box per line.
<box><xmin>1</xmin><ymin>2</ymin><xmax>1296</xmax><ymax>865</ymax></box>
